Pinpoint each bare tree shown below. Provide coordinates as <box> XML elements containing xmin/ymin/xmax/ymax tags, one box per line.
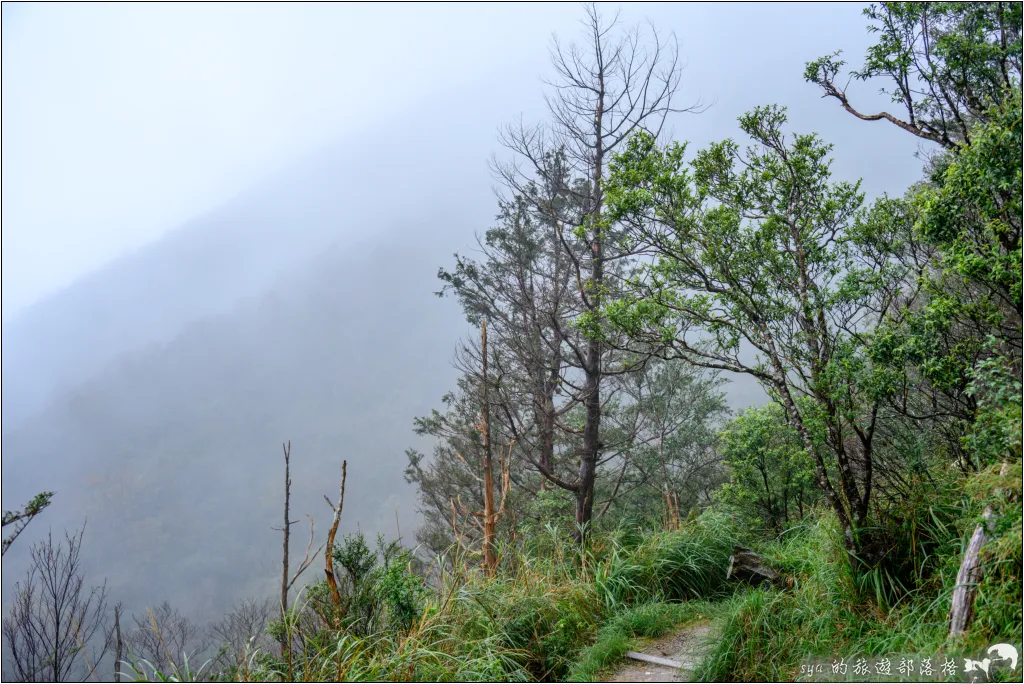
<box><xmin>280</xmin><ymin>441</ymin><xmax>293</xmax><ymax>622</ymax></box>
<box><xmin>478</xmin><ymin>321</ymin><xmax>507</xmax><ymax>572</ymax></box>
<box><xmin>207</xmin><ymin>597</ymin><xmax>275</xmax><ymax>674</ymax></box>
<box><xmin>273</xmin><ymin>441</ymin><xmax>322</xmax><ymax>658</ymax></box>
<box><xmin>2</xmin><ymin>526</ymin><xmax>110</xmax><ymax>682</ymax></box>
<box><xmin>123</xmin><ymin>601</ymin><xmax>207</xmax><ymax>676</ymax></box>
<box><xmin>494</xmin><ymin>3</ymin><xmax>697</xmax><ymax>534</ymax></box>
<box><xmin>444</xmin><ymin>322</ymin><xmax>514</xmax><ymax>573</ymax></box>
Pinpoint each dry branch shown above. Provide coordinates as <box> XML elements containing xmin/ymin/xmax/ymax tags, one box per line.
<box><xmin>288</xmin><ymin>515</ymin><xmax>323</xmax><ymax>589</ymax></box>
<box><xmin>324</xmin><ymin>461</ymin><xmax>347</xmax><ymax>614</ymax></box>
<box><xmin>481</xmin><ymin>320</ymin><xmax>498</xmax><ymax>573</ymax></box>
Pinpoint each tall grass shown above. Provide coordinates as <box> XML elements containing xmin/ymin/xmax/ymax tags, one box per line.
<box><xmin>125</xmin><ymin>465</ymin><xmax>1022</xmax><ymax>682</ymax></box>
<box><xmin>128</xmin><ymin>513</ymin><xmax>740</xmax><ymax>682</ymax></box>
<box><xmin>595</xmin><ymin>510</ymin><xmax>738</xmax><ymax>609</ymax></box>
<box><xmin>696</xmin><ymin>463</ymin><xmax>1024</xmax><ymax>682</ymax></box>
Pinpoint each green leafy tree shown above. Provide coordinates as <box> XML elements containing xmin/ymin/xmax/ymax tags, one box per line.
<box><xmin>804</xmin><ymin>2</ymin><xmax>1021</xmax><ymax>150</ymax></box>
<box><xmin>809</xmin><ymin>2</ymin><xmax>1022</xmax><ymax>470</ymax></box>
<box><xmin>866</xmin><ymin>94</ymin><xmax>1023</xmax><ymax>471</ymax></box>
<box><xmin>717</xmin><ymin>405</ymin><xmax>818</xmax><ymax>534</ymax></box>
<box><xmin>603</xmin><ymin>105</ymin><xmax>901</xmax><ymax>558</ymax></box>
<box><xmin>371</xmin><ymin>543</ymin><xmax>427</xmax><ymax>633</ymax></box>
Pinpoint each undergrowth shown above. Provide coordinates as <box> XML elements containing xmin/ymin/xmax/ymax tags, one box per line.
<box><xmin>125</xmin><ymin>466</ymin><xmax>1022</xmax><ymax>683</ymax></box>
<box><xmin>695</xmin><ymin>462</ymin><xmax>1024</xmax><ymax>682</ymax></box>
<box><xmin>127</xmin><ymin>511</ymin><xmax>738</xmax><ymax>682</ymax></box>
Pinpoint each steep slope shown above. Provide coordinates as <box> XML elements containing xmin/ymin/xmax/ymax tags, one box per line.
<box><xmin>0</xmin><ymin>80</ymin><xmax>522</xmax><ymax>617</ymax></box>
<box><xmin>1</xmin><ymin>138</ymin><xmax>459</xmax><ymax>430</ymax></box>
<box><xmin>1</xmin><ymin>224</ymin><xmax>473</xmax><ymax>620</ymax></box>
<box><xmin>0</xmin><ymin>80</ymin><xmax>771</xmax><ymax>624</ymax></box>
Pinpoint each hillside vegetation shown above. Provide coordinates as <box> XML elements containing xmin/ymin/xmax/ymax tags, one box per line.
<box><xmin>2</xmin><ymin>3</ymin><xmax>1021</xmax><ymax>682</ymax></box>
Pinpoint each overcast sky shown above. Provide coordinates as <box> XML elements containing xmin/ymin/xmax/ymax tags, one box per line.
<box><xmin>2</xmin><ymin>2</ymin><xmax>929</xmax><ymax>317</ymax></box>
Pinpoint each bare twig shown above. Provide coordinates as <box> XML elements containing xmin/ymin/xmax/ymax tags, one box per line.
<box><xmin>288</xmin><ymin>515</ymin><xmax>323</xmax><ymax>589</ymax></box>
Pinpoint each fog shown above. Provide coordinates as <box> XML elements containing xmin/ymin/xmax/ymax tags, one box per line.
<box><xmin>2</xmin><ymin>3</ymin><xmax>927</xmax><ymax>625</ymax></box>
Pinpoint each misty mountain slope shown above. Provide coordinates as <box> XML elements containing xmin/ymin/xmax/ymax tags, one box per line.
<box><xmin>0</xmin><ymin>208</ymin><xmax>767</xmax><ymax>624</ymax></box>
<box><xmin>0</xmin><ymin>81</ymin><xmax>519</xmax><ymax>430</ymax></box>
<box><xmin>0</xmin><ymin>222</ymin><xmax>476</xmax><ymax>621</ymax></box>
<box><xmin>0</xmin><ymin>74</ymin><xmax>775</xmax><ymax>625</ymax></box>
<box><xmin>0</xmin><ymin>77</ymin><xmax>569</xmax><ymax>621</ymax></box>
<box><xmin>2</xmin><ymin>169</ymin><xmax>349</xmax><ymax>428</ymax></box>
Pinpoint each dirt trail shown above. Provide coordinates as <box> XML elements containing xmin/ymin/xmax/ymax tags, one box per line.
<box><xmin>606</xmin><ymin>621</ymin><xmax>712</xmax><ymax>682</ymax></box>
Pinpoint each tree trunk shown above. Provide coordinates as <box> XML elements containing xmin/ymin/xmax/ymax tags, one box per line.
<box><xmin>537</xmin><ymin>368</ymin><xmax>557</xmax><ymax>489</ymax></box>
<box><xmin>481</xmin><ymin>321</ymin><xmax>497</xmax><ymax>573</ymax></box>
<box><xmin>575</xmin><ymin>253</ymin><xmax>602</xmax><ymax>535</ymax></box>
<box><xmin>113</xmin><ymin>604</ymin><xmax>123</xmax><ymax>683</ymax></box>
<box><xmin>775</xmin><ymin>373</ymin><xmax>857</xmax><ymax>554</ymax></box>
<box><xmin>280</xmin><ymin>441</ymin><xmax>291</xmax><ymax>657</ymax></box>
<box><xmin>576</xmin><ymin>83</ymin><xmax>605</xmax><ymax>539</ymax></box>
<box><xmin>949</xmin><ymin>462</ymin><xmax>1009</xmax><ymax>637</ymax></box>
<box><xmin>948</xmin><ymin>514</ymin><xmax>991</xmax><ymax>637</ymax></box>
<box><xmin>324</xmin><ymin>461</ymin><xmax>347</xmax><ymax>618</ymax></box>
<box><xmin>625</xmin><ymin>652</ymin><xmax>684</xmax><ymax>669</ymax></box>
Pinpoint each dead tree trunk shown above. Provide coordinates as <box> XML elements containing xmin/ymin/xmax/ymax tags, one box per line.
<box><xmin>324</xmin><ymin>461</ymin><xmax>347</xmax><ymax>617</ymax></box>
<box><xmin>949</xmin><ymin>462</ymin><xmax>1010</xmax><ymax>637</ymax></box>
<box><xmin>277</xmin><ymin>441</ymin><xmax>294</xmax><ymax>660</ymax></box>
<box><xmin>113</xmin><ymin>603</ymin><xmax>123</xmax><ymax>683</ymax></box>
<box><xmin>275</xmin><ymin>441</ymin><xmax>322</xmax><ymax>657</ymax></box>
<box><xmin>949</xmin><ymin>517</ymin><xmax>990</xmax><ymax>636</ymax></box>
<box><xmin>449</xmin><ymin>438</ymin><xmax>513</xmax><ymax>574</ymax></box>
<box><xmin>280</xmin><ymin>441</ymin><xmax>292</xmax><ymax>623</ymax></box>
